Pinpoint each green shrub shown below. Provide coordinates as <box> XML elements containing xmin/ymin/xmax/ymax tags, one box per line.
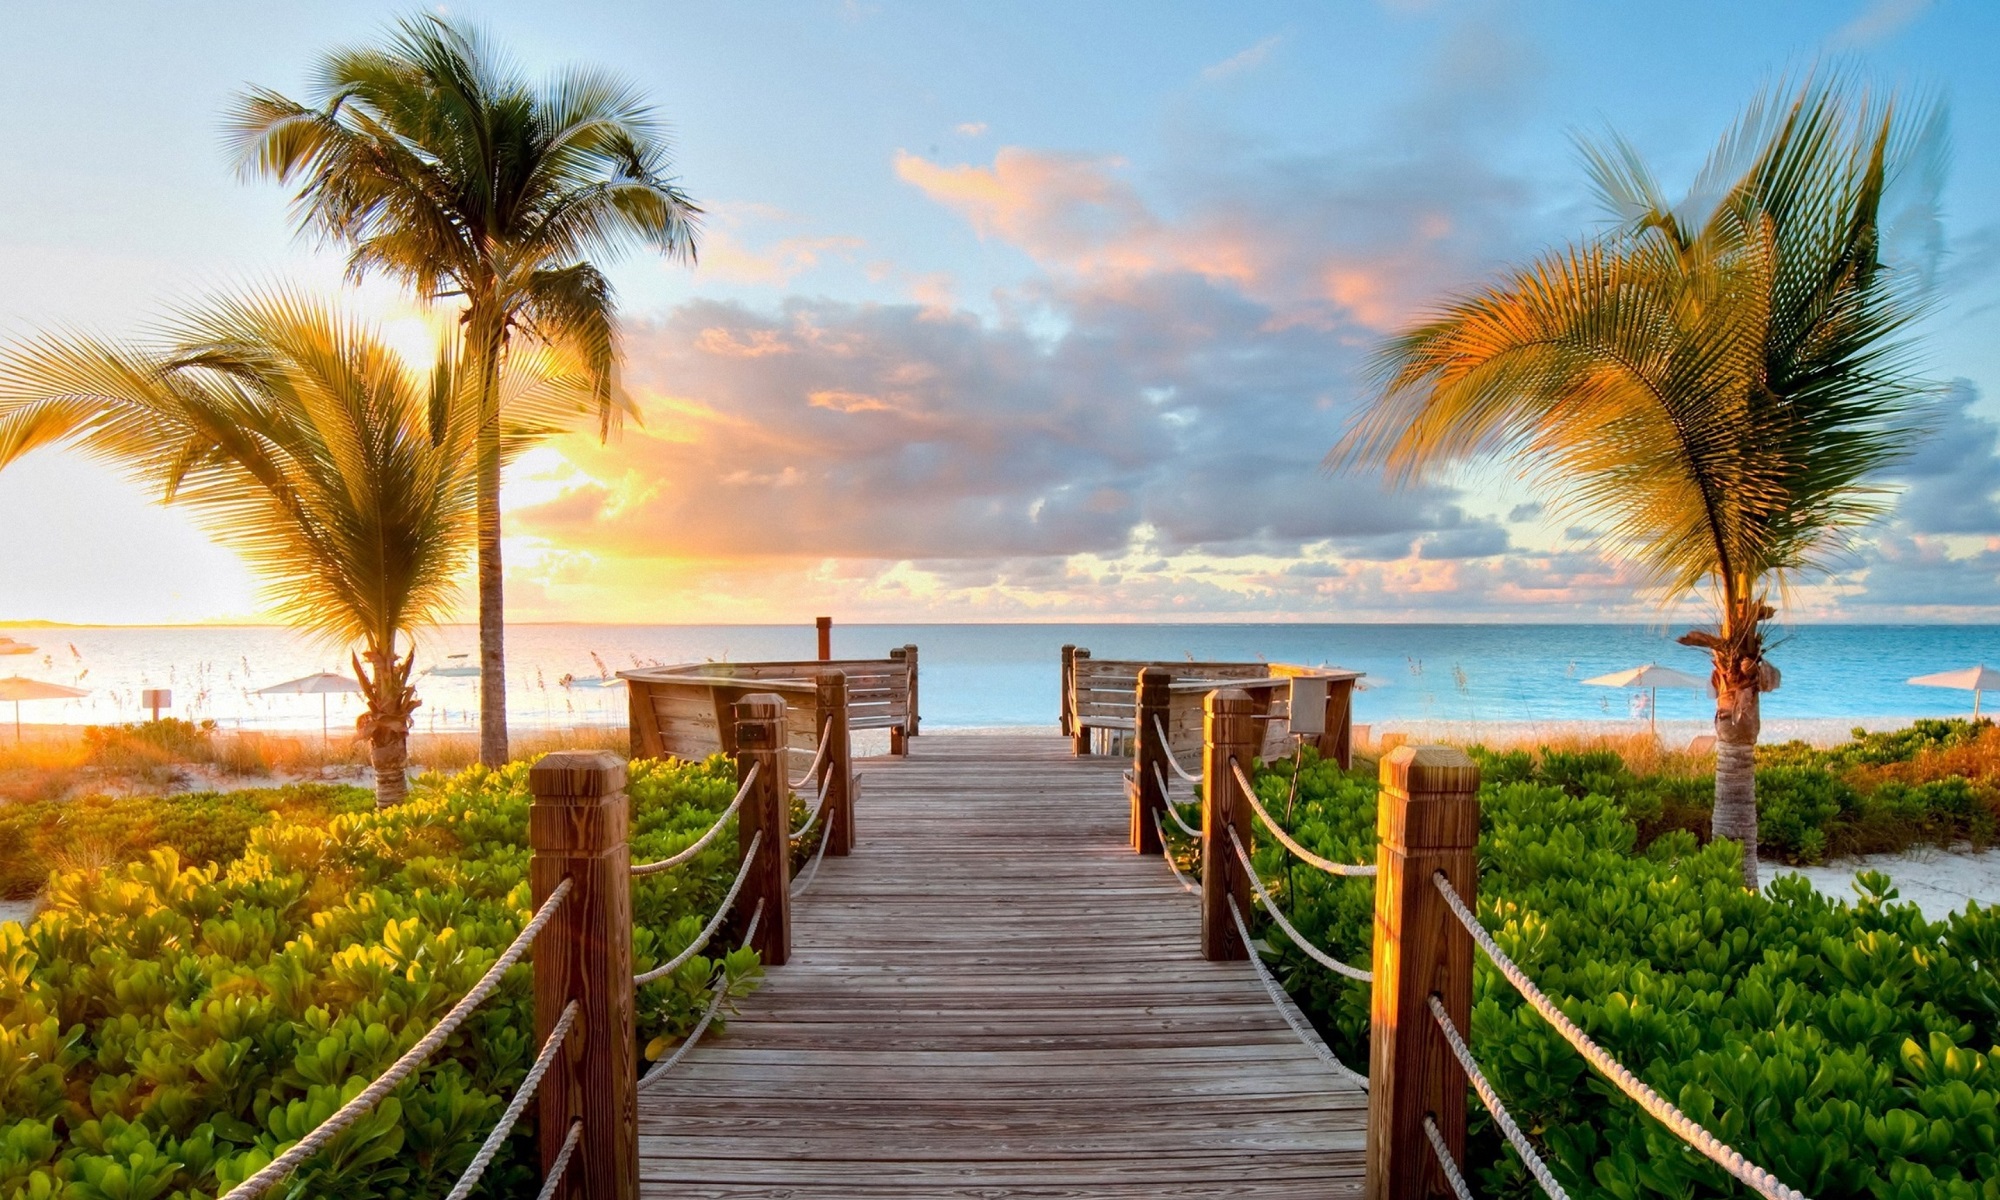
<box><xmin>0</xmin><ymin>756</ymin><xmax>759</xmax><ymax>1200</ymax></box>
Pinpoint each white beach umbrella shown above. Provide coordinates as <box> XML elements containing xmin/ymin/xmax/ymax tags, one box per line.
<box><xmin>257</xmin><ymin>671</ymin><xmax>362</xmax><ymax>739</ymax></box>
<box><xmin>1581</xmin><ymin>663</ymin><xmax>1708</xmax><ymax>734</ymax></box>
<box><xmin>0</xmin><ymin>676</ymin><xmax>88</xmax><ymax>742</ymax></box>
<box><xmin>1906</xmin><ymin>664</ymin><xmax>2000</xmax><ymax>718</ymax></box>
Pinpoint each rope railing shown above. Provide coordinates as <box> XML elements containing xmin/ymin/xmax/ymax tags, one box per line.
<box><xmin>790</xmin><ymin>808</ymin><xmax>836</xmax><ymax>898</ymax></box>
<box><xmin>221</xmin><ymin>877</ymin><xmax>575</xmax><ymax>1200</ymax></box>
<box><xmin>788</xmin><ymin>720</ymin><xmax>834</xmax><ymax>789</ymax></box>
<box><xmin>634</xmin><ymin>830</ymin><xmax>765</xmax><ymax>987</ymax></box>
<box><xmin>1152</xmin><ymin>811</ymin><xmax>1198</xmax><ymax>894</ymax></box>
<box><xmin>533</xmin><ymin>1121</ymin><xmax>582</xmax><ymax>1200</ymax></box>
<box><xmin>1433</xmin><ymin>872</ymin><xmax>1812</xmax><ymax>1200</ymax></box>
<box><xmin>791</xmin><ymin>781</ymin><xmax>831</xmax><ymax>841</ymax></box>
<box><xmin>444</xmin><ymin>1000</ymin><xmax>580</xmax><ymax>1200</ymax></box>
<box><xmin>639</xmin><ymin>899</ymin><xmax>765</xmax><ymax>1093</ymax></box>
<box><xmin>1156</xmin><ymin>763</ymin><xmax>1203</xmax><ymax>836</ymax></box>
<box><xmin>1226</xmin><ymin>895</ymin><xmax>1369</xmax><ymax>1090</ymax></box>
<box><xmin>1428</xmin><ymin>994</ymin><xmax>1570</xmax><ymax>1200</ymax></box>
<box><xmin>632</xmin><ymin>761</ymin><xmax>760</xmax><ymax>877</ymax></box>
<box><xmin>1426</xmin><ymin>1115</ymin><xmax>1478</xmax><ymax>1200</ymax></box>
<box><xmin>1230</xmin><ymin>759</ymin><xmax>1376</xmax><ymax>878</ymax></box>
<box><xmin>1153</xmin><ymin>715</ymin><xmax>1201</xmax><ymax>784</ymax></box>
<box><xmin>1225</xmin><ymin>826</ymin><xmax>1372</xmax><ymax>983</ymax></box>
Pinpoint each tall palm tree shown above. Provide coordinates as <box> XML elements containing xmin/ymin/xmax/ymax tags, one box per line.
<box><xmin>0</xmin><ymin>292</ymin><xmax>596</xmax><ymax>804</ymax></box>
<box><xmin>227</xmin><ymin>13</ymin><xmax>701</xmax><ymax>766</ymax></box>
<box><xmin>1333</xmin><ymin>78</ymin><xmax>1940</xmax><ymax>887</ymax></box>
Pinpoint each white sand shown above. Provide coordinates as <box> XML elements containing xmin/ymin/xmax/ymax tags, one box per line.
<box><xmin>1775</xmin><ymin>849</ymin><xmax>2000</xmax><ymax>920</ymax></box>
<box><xmin>0</xmin><ymin>899</ymin><xmax>34</xmax><ymax>928</ymax></box>
<box><xmin>1371</xmin><ymin>716</ymin><xmax>1928</xmax><ymax>750</ymax></box>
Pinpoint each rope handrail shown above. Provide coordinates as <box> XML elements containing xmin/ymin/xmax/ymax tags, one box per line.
<box><xmin>634</xmin><ymin>830</ymin><xmax>764</xmax><ymax>987</ymax></box>
<box><xmin>1153</xmin><ymin>716</ymin><xmax>1201</xmax><ymax>784</ymax></box>
<box><xmin>639</xmin><ymin>898</ymin><xmax>764</xmax><ymax>1092</ymax></box>
<box><xmin>1226</xmin><ymin>895</ymin><xmax>1368</xmax><ymax>1090</ymax></box>
<box><xmin>533</xmin><ymin>1121</ymin><xmax>582</xmax><ymax>1200</ymax></box>
<box><xmin>790</xmin><ymin>810</ymin><xmax>836</xmax><ymax>899</ymax></box>
<box><xmin>632</xmin><ymin>762</ymin><xmax>760</xmax><ymax>877</ymax></box>
<box><xmin>787</xmin><ymin>721</ymin><xmax>834</xmax><ymax>789</ymax></box>
<box><xmin>444</xmin><ymin>1000</ymin><xmax>579</xmax><ymax>1200</ymax></box>
<box><xmin>1226</xmin><ymin>826</ymin><xmax>1372</xmax><ymax>983</ymax></box>
<box><xmin>1425</xmin><ymin>1114</ymin><xmax>1478</xmax><ymax>1200</ymax></box>
<box><xmin>1432</xmin><ymin>872</ymin><xmax>1812</xmax><ymax>1200</ymax></box>
<box><xmin>1159</xmin><ymin>766</ymin><xmax>1202</xmax><ymax>837</ymax></box>
<box><xmin>1230</xmin><ymin>759</ymin><xmax>1376</xmax><ymax>878</ymax></box>
<box><xmin>221</xmin><ymin>878</ymin><xmax>574</xmax><ymax>1199</ymax></box>
<box><xmin>1152</xmin><ymin>811</ymin><xmax>1198</xmax><ymax>894</ymax></box>
<box><xmin>791</xmin><ymin>781</ymin><xmax>831</xmax><ymax>842</ymax></box>
<box><xmin>1428</xmin><ymin>993</ymin><xmax>1570</xmax><ymax>1200</ymax></box>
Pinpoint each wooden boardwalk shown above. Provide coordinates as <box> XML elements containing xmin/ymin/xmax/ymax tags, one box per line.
<box><xmin>636</xmin><ymin>731</ymin><xmax>1367</xmax><ymax>1197</ymax></box>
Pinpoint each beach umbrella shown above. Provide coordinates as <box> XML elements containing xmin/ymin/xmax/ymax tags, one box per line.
<box><xmin>0</xmin><ymin>676</ymin><xmax>88</xmax><ymax>742</ymax></box>
<box><xmin>1581</xmin><ymin>663</ymin><xmax>1708</xmax><ymax>735</ymax></box>
<box><xmin>257</xmin><ymin>671</ymin><xmax>362</xmax><ymax>739</ymax></box>
<box><xmin>1906</xmin><ymin>664</ymin><xmax>2000</xmax><ymax>718</ymax></box>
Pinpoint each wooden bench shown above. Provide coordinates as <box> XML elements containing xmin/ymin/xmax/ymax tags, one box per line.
<box><xmin>621</xmin><ymin>647</ymin><xmax>918</xmax><ymax>761</ymax></box>
<box><xmin>1059</xmin><ymin>645</ymin><xmax>1359</xmax><ymax>764</ymax></box>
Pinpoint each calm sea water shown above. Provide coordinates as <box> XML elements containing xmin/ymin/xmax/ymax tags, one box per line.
<box><xmin>3</xmin><ymin>623</ymin><xmax>2000</xmax><ymax>735</ymax></box>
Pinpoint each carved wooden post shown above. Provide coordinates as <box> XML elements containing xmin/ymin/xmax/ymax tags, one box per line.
<box><xmin>1071</xmin><ymin>649</ymin><xmax>1093</xmax><ymax>756</ymax></box>
<box><xmin>1366</xmin><ymin>745</ymin><xmax>1480</xmax><ymax>1200</ymax></box>
<box><xmin>528</xmin><ymin>751</ymin><xmax>637</xmax><ymax>1200</ymax></box>
<box><xmin>1132</xmin><ymin>668</ymin><xmax>1171</xmax><ymax>854</ymax></box>
<box><xmin>733</xmin><ymin>694</ymin><xmax>792</xmax><ymax>965</ymax></box>
<box><xmin>816</xmin><ymin>616</ymin><xmax>832</xmax><ymax>661</ymax></box>
<box><xmin>815</xmin><ymin>670</ymin><xmax>854</xmax><ymax>856</ymax></box>
<box><xmin>1059</xmin><ymin>644</ymin><xmax>1077</xmax><ymax>737</ymax></box>
<box><xmin>902</xmin><ymin>644</ymin><xmax>920</xmax><ymax>738</ymax></box>
<box><xmin>1317</xmin><ymin>677</ymin><xmax>1355</xmax><ymax>770</ymax></box>
<box><xmin>1200</xmin><ymin>688</ymin><xmax>1259</xmax><ymax>960</ymax></box>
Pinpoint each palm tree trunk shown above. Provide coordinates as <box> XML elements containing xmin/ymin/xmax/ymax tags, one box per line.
<box><xmin>372</xmin><ymin>726</ymin><xmax>411</xmax><ymax>807</ymax></box>
<box><xmin>356</xmin><ymin>643</ymin><xmax>419</xmax><ymax>809</ymax></box>
<box><xmin>1712</xmin><ymin>678</ymin><xmax>1761</xmax><ymax>889</ymax></box>
<box><xmin>470</xmin><ymin>304</ymin><xmax>508</xmax><ymax>768</ymax></box>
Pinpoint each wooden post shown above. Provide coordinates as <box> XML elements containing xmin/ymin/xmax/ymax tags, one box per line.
<box><xmin>528</xmin><ymin>752</ymin><xmax>637</xmax><ymax>1200</ymax></box>
<box><xmin>1200</xmin><ymin>688</ymin><xmax>1259</xmax><ymax>960</ymax></box>
<box><xmin>626</xmin><ymin>679</ymin><xmax>663</xmax><ymax>760</ymax></box>
<box><xmin>815</xmin><ymin>616</ymin><xmax>832</xmax><ymax>661</ymax></box>
<box><xmin>815</xmin><ymin>671</ymin><xmax>854</xmax><ymax>856</ymax></box>
<box><xmin>733</xmin><ymin>695</ymin><xmax>792</xmax><ymax>965</ymax></box>
<box><xmin>1365</xmin><ymin>745</ymin><xmax>1480</xmax><ymax>1200</ymax></box>
<box><xmin>902</xmin><ymin>644</ymin><xmax>920</xmax><ymax>738</ymax></box>
<box><xmin>1132</xmin><ymin>668</ymin><xmax>1171</xmax><ymax>854</ymax></box>
<box><xmin>1059</xmin><ymin>644</ymin><xmax>1076</xmax><ymax>737</ymax></box>
<box><xmin>1317</xmin><ymin>678</ymin><xmax>1355</xmax><ymax>770</ymax></box>
<box><xmin>1071</xmin><ymin>649</ymin><xmax>1093</xmax><ymax>756</ymax></box>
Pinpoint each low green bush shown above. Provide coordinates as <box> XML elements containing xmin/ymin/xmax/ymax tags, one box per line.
<box><xmin>0</xmin><ymin>755</ymin><xmax>760</xmax><ymax>1200</ymax></box>
<box><xmin>1218</xmin><ymin>749</ymin><xmax>2000</xmax><ymax>1199</ymax></box>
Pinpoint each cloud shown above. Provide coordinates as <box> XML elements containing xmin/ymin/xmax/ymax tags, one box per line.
<box><xmin>1201</xmin><ymin>36</ymin><xmax>1282</xmax><ymax>82</ymax></box>
<box><xmin>1831</xmin><ymin>0</ymin><xmax>1933</xmax><ymax>47</ymax></box>
<box><xmin>954</xmin><ymin>122</ymin><xmax>988</xmax><ymax>138</ymax></box>
<box><xmin>1887</xmin><ymin>380</ymin><xmax>2000</xmax><ymax>534</ymax></box>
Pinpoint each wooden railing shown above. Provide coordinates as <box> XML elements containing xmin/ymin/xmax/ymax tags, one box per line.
<box><xmin>622</xmin><ymin>644</ymin><xmax>917</xmax><ymax>759</ymax></box>
<box><xmin>1060</xmin><ymin>643</ymin><xmax>1357</xmax><ymax>762</ymax></box>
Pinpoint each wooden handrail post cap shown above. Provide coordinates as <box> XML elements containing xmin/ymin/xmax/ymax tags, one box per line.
<box><xmin>1366</xmin><ymin>744</ymin><xmax>1481</xmax><ymax>1200</ymax></box>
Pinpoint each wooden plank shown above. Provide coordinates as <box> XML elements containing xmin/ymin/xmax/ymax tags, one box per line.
<box><xmin>635</xmin><ymin>729</ymin><xmax>1365</xmax><ymax>1197</ymax></box>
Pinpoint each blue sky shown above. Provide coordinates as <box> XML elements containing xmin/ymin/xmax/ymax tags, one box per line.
<box><xmin>1</xmin><ymin>0</ymin><xmax>1997</xmax><ymax>623</ymax></box>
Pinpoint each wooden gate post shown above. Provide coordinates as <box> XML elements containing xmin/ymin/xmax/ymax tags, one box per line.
<box><xmin>1317</xmin><ymin>678</ymin><xmax>1355</xmax><ymax>770</ymax></box>
<box><xmin>815</xmin><ymin>616</ymin><xmax>832</xmax><ymax>661</ymax></box>
<box><xmin>1200</xmin><ymin>688</ymin><xmax>1259</xmax><ymax>960</ymax></box>
<box><xmin>1132</xmin><ymin>668</ymin><xmax>1171</xmax><ymax>854</ymax></box>
<box><xmin>528</xmin><ymin>751</ymin><xmax>637</xmax><ymax>1200</ymax></box>
<box><xmin>815</xmin><ymin>670</ymin><xmax>854</xmax><ymax>856</ymax></box>
<box><xmin>1059</xmin><ymin>644</ymin><xmax>1077</xmax><ymax>737</ymax></box>
<box><xmin>1071</xmin><ymin>648</ymin><xmax>1093</xmax><ymax>756</ymax></box>
<box><xmin>903</xmin><ymin>644</ymin><xmax>920</xmax><ymax>738</ymax></box>
<box><xmin>733</xmin><ymin>694</ymin><xmax>792</xmax><ymax>965</ymax></box>
<box><xmin>1365</xmin><ymin>745</ymin><xmax>1481</xmax><ymax>1200</ymax></box>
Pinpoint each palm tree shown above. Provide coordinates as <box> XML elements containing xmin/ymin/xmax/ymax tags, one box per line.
<box><xmin>1333</xmin><ymin>78</ymin><xmax>1940</xmax><ymax>887</ymax></box>
<box><xmin>0</xmin><ymin>292</ymin><xmax>596</xmax><ymax>804</ymax></box>
<box><xmin>226</xmin><ymin>13</ymin><xmax>700</xmax><ymax>766</ymax></box>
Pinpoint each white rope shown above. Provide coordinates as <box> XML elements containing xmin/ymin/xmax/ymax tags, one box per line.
<box><xmin>791</xmin><ymin>781</ymin><xmax>830</xmax><ymax>841</ymax></box>
<box><xmin>638</xmin><ymin>899</ymin><xmax>764</xmax><ymax>1092</ymax></box>
<box><xmin>1426</xmin><ymin>1114</ymin><xmax>1478</xmax><ymax>1200</ymax></box>
<box><xmin>1226</xmin><ymin>896</ymin><xmax>1368</xmax><ymax>1090</ymax></box>
<box><xmin>1433</xmin><ymin>873</ymin><xmax>1812</xmax><ymax>1200</ymax></box>
<box><xmin>787</xmin><ymin>721</ymin><xmax>834</xmax><ymax>789</ymax></box>
<box><xmin>1429</xmin><ymin>994</ymin><xmax>1570</xmax><ymax>1200</ymax></box>
<box><xmin>1226</xmin><ymin>826</ymin><xmax>1372</xmax><ymax>983</ymax></box>
<box><xmin>1231</xmin><ymin>759</ymin><xmax>1376</xmax><ymax>877</ymax></box>
<box><xmin>1153</xmin><ymin>715</ymin><xmax>1201</xmax><ymax>784</ymax></box>
<box><xmin>1155</xmin><ymin>763</ymin><xmax>1204</xmax><ymax>836</ymax></box>
<box><xmin>444</xmin><ymin>1001</ymin><xmax>578</xmax><ymax>1200</ymax></box>
<box><xmin>533</xmin><ymin>1121</ymin><xmax>582</xmax><ymax>1200</ymax></box>
<box><xmin>634</xmin><ymin>830</ymin><xmax>764</xmax><ymax>987</ymax></box>
<box><xmin>221</xmin><ymin>879</ymin><xmax>573</xmax><ymax>1199</ymax></box>
<box><xmin>632</xmin><ymin>762</ymin><xmax>759</xmax><ymax>877</ymax></box>
<box><xmin>790</xmin><ymin>811</ymin><xmax>836</xmax><ymax>898</ymax></box>
<box><xmin>1153</xmin><ymin>811</ymin><xmax>1198</xmax><ymax>894</ymax></box>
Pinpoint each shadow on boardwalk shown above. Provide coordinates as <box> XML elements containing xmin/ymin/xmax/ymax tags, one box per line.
<box><xmin>636</xmin><ymin>731</ymin><xmax>1366</xmax><ymax>1198</ymax></box>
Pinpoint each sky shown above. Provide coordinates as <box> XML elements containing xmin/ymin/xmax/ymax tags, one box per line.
<box><xmin>2</xmin><ymin>0</ymin><xmax>1999</xmax><ymax>625</ymax></box>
